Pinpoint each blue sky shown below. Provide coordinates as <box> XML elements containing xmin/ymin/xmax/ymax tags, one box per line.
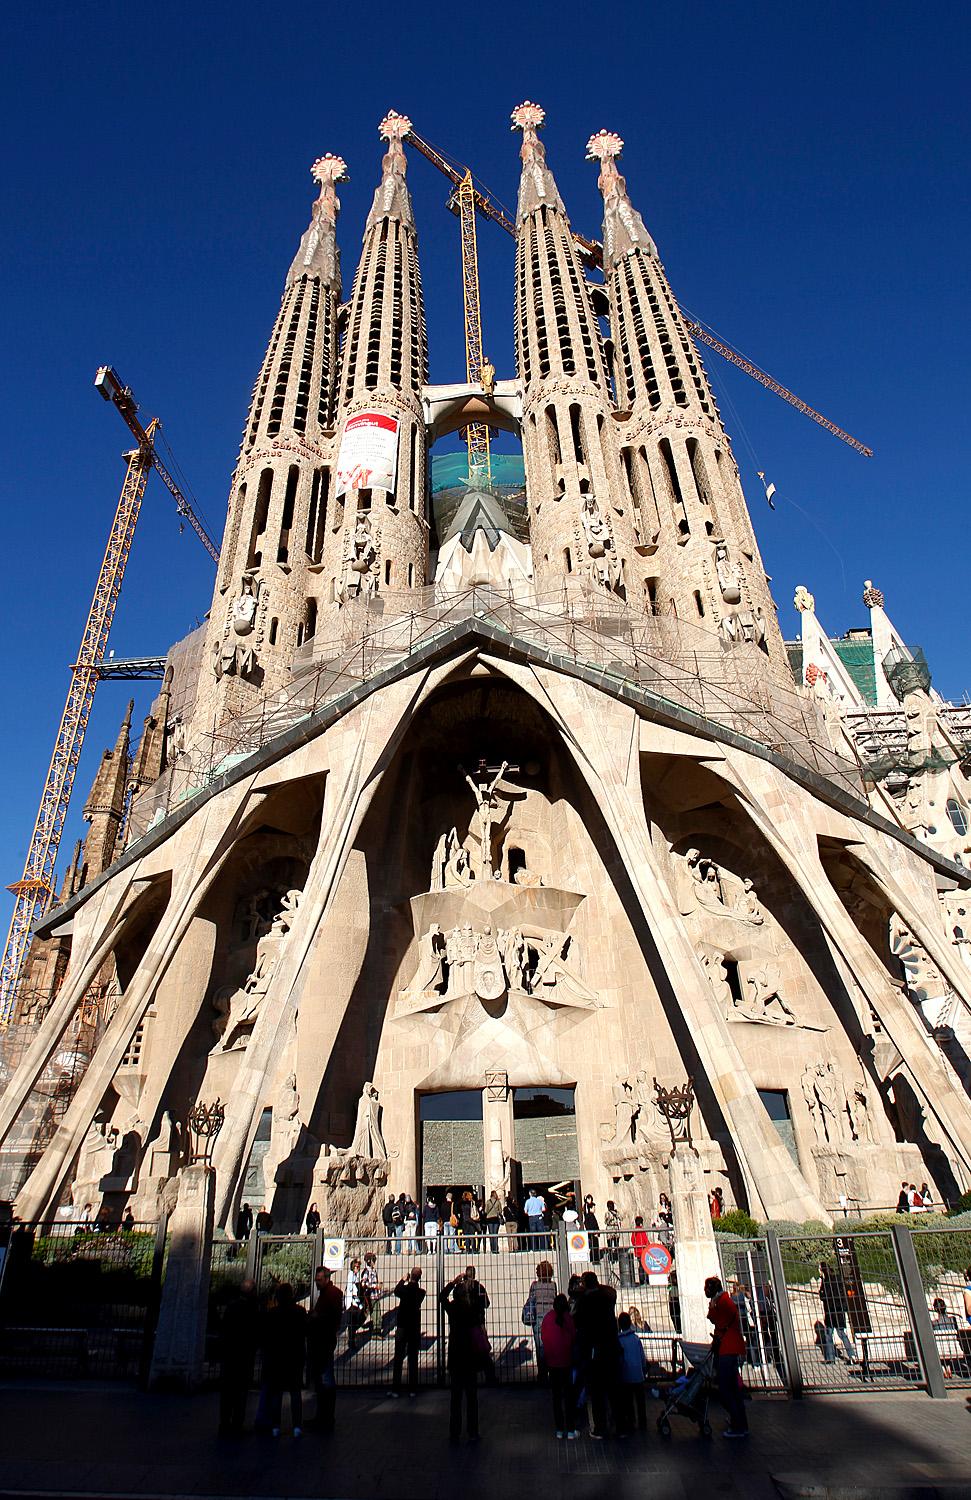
<box><xmin>1</xmin><ymin>0</ymin><xmax>969</xmax><ymax>921</ymax></box>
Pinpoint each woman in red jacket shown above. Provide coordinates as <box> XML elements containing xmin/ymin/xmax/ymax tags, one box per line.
<box><xmin>704</xmin><ymin>1275</ymin><xmax>748</xmax><ymax>1437</ymax></box>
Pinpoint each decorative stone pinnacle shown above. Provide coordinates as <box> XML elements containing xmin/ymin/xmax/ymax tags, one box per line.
<box><xmin>586</xmin><ymin>129</ymin><xmax>624</xmax><ymax>163</ymax></box>
<box><xmin>862</xmin><ymin>579</ymin><xmax>885</xmax><ymax>609</ymax></box>
<box><xmin>378</xmin><ymin>110</ymin><xmax>412</xmax><ymax>143</ymax></box>
<box><xmin>793</xmin><ymin>585</ymin><xmax>815</xmax><ymax>614</ymax></box>
<box><xmin>311</xmin><ymin>154</ymin><xmax>349</xmax><ymax>188</ymax></box>
<box><xmin>511</xmin><ymin>101</ymin><xmax>545</xmax><ymax>134</ymax></box>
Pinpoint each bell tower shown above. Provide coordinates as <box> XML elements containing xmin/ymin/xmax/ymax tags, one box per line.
<box><xmin>511</xmin><ymin>102</ymin><xmax>644</xmax><ymax>601</ymax></box>
<box><xmin>586</xmin><ymin>129</ymin><xmax>785</xmax><ymax>667</ymax></box>
<box><xmin>200</xmin><ymin>152</ymin><xmax>347</xmax><ymax>725</ymax></box>
<box><xmin>326</xmin><ymin>111</ymin><xmax>429</xmax><ymax>610</ymax></box>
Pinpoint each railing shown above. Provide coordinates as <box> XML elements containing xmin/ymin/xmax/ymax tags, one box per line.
<box><xmin>128</xmin><ymin>582</ymin><xmax>861</xmax><ymax>844</ymax></box>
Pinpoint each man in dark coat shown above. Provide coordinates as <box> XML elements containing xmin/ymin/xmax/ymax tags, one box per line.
<box><xmin>307</xmin><ymin>1265</ymin><xmax>343</xmax><ymax>1431</ymax></box>
<box><xmin>573</xmin><ymin>1270</ymin><xmax>620</xmax><ymax>1438</ymax></box>
<box><xmin>218</xmin><ymin>1278</ymin><xmax>260</xmax><ymax>1435</ymax></box>
<box><xmin>391</xmin><ymin>1266</ymin><xmax>426</xmax><ymax>1396</ymax></box>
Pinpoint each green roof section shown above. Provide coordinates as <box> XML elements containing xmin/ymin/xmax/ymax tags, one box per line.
<box><xmin>832</xmin><ymin>636</ymin><xmax>878</xmax><ymax>705</ymax></box>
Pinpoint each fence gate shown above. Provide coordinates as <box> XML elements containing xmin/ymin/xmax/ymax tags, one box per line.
<box><xmin>910</xmin><ymin>1225</ymin><xmax>971</xmax><ymax>1389</ymax></box>
<box><xmin>0</xmin><ymin>1219</ymin><xmax>163</xmax><ymax>1381</ymax></box>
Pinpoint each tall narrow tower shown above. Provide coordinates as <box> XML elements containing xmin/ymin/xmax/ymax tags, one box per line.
<box><xmin>586</xmin><ymin>130</ymin><xmax>785</xmax><ymax>666</ymax></box>
<box><xmin>327</xmin><ymin>112</ymin><xmax>429</xmax><ymax>607</ymax></box>
<box><xmin>202</xmin><ymin>153</ymin><xmax>348</xmax><ymax>724</ymax></box>
<box><xmin>511</xmin><ymin>102</ymin><xmax>643</xmax><ymax>601</ymax></box>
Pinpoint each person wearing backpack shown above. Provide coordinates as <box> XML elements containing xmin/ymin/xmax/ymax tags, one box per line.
<box><xmin>540</xmin><ymin>1293</ymin><xmax>579</xmax><ymax>1438</ymax></box>
<box><xmin>525</xmin><ymin>1260</ymin><xmax>557</xmax><ymax>1381</ymax></box>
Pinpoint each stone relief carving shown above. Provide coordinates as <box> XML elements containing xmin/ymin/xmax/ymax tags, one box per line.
<box><xmin>679</xmin><ymin>848</ymin><xmax>765</xmax><ymax>924</ymax></box>
<box><xmin>578</xmin><ymin>494</ymin><xmax>622</xmax><ymax>592</ymax></box>
<box><xmin>213</xmin><ymin>572</ymin><xmax>261</xmax><ymax>680</ymax></box>
<box><xmin>713</xmin><ymin>540</ymin><xmax>742</xmax><ymax>605</ymax></box>
<box><xmin>212</xmin><ymin>889</ymin><xmax>301</xmax><ymax>1051</ymax></box>
<box><xmin>315</xmin><ymin>1082</ymin><xmax>392</xmax><ymax>1235</ymax></box>
<box><xmin>742</xmin><ymin>963</ymin><xmax>798</xmax><ymax>1026</ymax></box>
<box><xmin>464</xmin><ymin>761</ymin><xmax>510</xmax><ymax>879</ymax></box>
<box><xmin>890</xmin><ymin>914</ymin><xmax>955</xmax><ymax>1031</ymax></box>
<box><xmin>399</xmin><ymin>920</ymin><xmax>598</xmax><ymax>1011</ymax></box>
<box><xmin>342</xmin><ymin>513</ymin><xmax>379</xmax><ymax>599</ymax></box>
<box><xmin>801</xmin><ymin>1060</ymin><xmax>874</xmax><ymax>1148</ymax></box>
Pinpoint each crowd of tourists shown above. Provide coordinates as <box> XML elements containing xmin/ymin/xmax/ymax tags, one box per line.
<box><xmin>215</xmin><ymin>1261</ymin><xmax>753</xmax><ymax>1442</ymax></box>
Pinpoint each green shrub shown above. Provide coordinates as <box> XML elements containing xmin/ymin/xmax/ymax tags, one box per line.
<box><xmin>713</xmin><ymin>1208</ymin><xmax>762</xmax><ymax>1238</ymax></box>
<box><xmin>947</xmin><ymin>1191</ymin><xmax>971</xmax><ymax>1218</ymax></box>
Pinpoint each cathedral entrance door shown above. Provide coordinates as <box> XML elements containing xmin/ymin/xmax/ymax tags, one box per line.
<box><xmin>419</xmin><ymin>1091</ymin><xmax>484</xmax><ymax>1201</ymax></box>
<box><xmin>513</xmin><ymin>1087</ymin><xmax>580</xmax><ymax>1198</ymax></box>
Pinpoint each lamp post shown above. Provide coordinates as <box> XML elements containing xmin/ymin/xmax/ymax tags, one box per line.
<box><xmin>186</xmin><ymin>1098</ymin><xmax>225</xmax><ymax>1165</ymax></box>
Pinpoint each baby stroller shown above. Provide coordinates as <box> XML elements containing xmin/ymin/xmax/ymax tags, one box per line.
<box><xmin>656</xmin><ymin>1340</ymin><xmax>714</xmax><ymax>1438</ymax></box>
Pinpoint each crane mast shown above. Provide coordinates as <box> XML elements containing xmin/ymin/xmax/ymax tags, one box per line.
<box><xmin>0</xmin><ymin>437</ymin><xmax>153</xmax><ymax>1021</ymax></box>
<box><xmin>0</xmin><ymin>371</ymin><xmax>217</xmax><ymax>1023</ymax></box>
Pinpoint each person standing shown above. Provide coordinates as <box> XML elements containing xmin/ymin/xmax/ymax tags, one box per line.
<box><xmin>121</xmin><ymin>1208</ymin><xmax>135</xmax><ymax>1232</ymax></box>
<box><xmin>705</xmin><ymin>1275</ymin><xmax>748</xmax><ymax>1437</ymax></box>
<box><xmin>392</xmin><ymin>1194</ymin><xmax>407</xmax><ymax>1253</ymax></box>
<box><xmin>583</xmin><ymin>1197</ymin><xmax>601</xmax><ymax>1264</ymax></box>
<box><xmin>709</xmin><ymin>1187</ymin><xmax>724</xmax><ymax>1220</ymax></box>
<box><xmin>963</xmin><ymin>1266</ymin><xmax>971</xmax><ymax>1326</ymax></box>
<box><xmin>573</xmin><ymin>1270</ymin><xmax>620</xmax><ymax>1439</ymax></box>
<box><xmin>541</xmin><ymin>1293</ymin><xmax>579</xmax><ymax>1438</ymax></box>
<box><xmin>631</xmin><ymin>1216</ymin><xmax>649</xmax><ymax>1286</ymax></box>
<box><xmin>526</xmin><ymin>1260</ymin><xmax>557</xmax><ymax>1380</ymax></box>
<box><xmin>382</xmin><ymin>1193</ymin><xmax>398</xmax><ymax>1253</ymax></box>
<box><xmin>307</xmin><ymin>1265</ymin><xmax>343</xmax><ymax>1432</ymax></box>
<box><xmin>260</xmin><ymin>1283</ymin><xmax>307</xmax><ymax>1437</ymax></box>
<box><xmin>459</xmin><ymin>1191</ymin><xmax>477</xmax><ymax>1254</ymax></box>
<box><xmin>217</xmin><ymin>1278</ymin><xmax>260</xmax><ymax>1435</ymax></box>
<box><xmin>423</xmin><ymin>1193</ymin><xmax>440</xmax><ymax>1252</ymax></box>
<box><xmin>818</xmin><ymin>1262</ymin><xmax>858</xmax><ymax>1365</ymax></box>
<box><xmin>391</xmin><ymin>1266</ymin><xmax>426</xmax><ymax>1397</ymax></box>
<box><xmin>234</xmin><ymin>1202</ymin><xmax>253</xmax><ymax>1241</ymax></box>
<box><xmin>402</xmin><ymin>1196</ymin><xmax>419</xmax><ymax>1249</ymax></box>
<box><xmin>561</xmin><ymin>1195</ymin><xmax>579</xmax><ymax>1232</ymax></box>
<box><xmin>484</xmin><ymin>1188</ymin><xmax>503</xmax><ymax>1254</ymax></box>
<box><xmin>604</xmin><ymin>1200</ymin><xmax>622</xmax><ymax>1265</ymax></box>
<box><xmin>255</xmin><ymin>1206</ymin><xmax>273</xmax><ymax>1235</ymax></box>
<box><xmin>616</xmin><ymin>1311</ymin><xmax>648</xmax><ymax>1434</ymax></box>
<box><xmin>919</xmin><ymin>1182</ymin><xmax>934</xmax><ymax>1213</ymax></box>
<box><xmin>896</xmin><ymin>1182</ymin><xmax>911</xmax><ymax>1213</ymax></box>
<box><xmin>525</xmin><ymin>1187</ymin><xmax>547</xmax><ymax>1251</ymax></box>
<box><xmin>305</xmin><ymin>1203</ymin><xmax>321</xmax><ymax>1234</ymax></box>
<box><xmin>443</xmin><ymin>1192</ymin><xmax>459</xmax><ymax>1254</ymax></box>
<box><xmin>502</xmin><ymin>1193</ymin><xmax>520</xmax><ymax>1252</ymax></box>
<box><xmin>440</xmin><ymin>1275</ymin><xmax>481</xmax><ymax>1441</ymax></box>
<box><xmin>360</xmin><ymin>1252</ymin><xmax>383</xmax><ymax>1335</ymax></box>
<box><xmin>344</xmin><ymin>1257</ymin><xmax>365</xmax><ymax>1352</ymax></box>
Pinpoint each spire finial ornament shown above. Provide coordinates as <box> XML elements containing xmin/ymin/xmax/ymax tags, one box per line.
<box><xmin>367</xmin><ymin>111</ymin><xmax>415</xmax><ymax>231</ymax></box>
<box><xmin>286</xmin><ymin>151</ymin><xmax>346</xmax><ymax>288</ymax></box>
<box><xmin>310</xmin><ymin>154</ymin><xmax>349</xmax><ymax>224</ymax></box>
<box><xmin>862</xmin><ymin>579</ymin><xmax>885</xmax><ymax>609</ymax></box>
<box><xmin>587</xmin><ymin>126</ymin><xmax>656</xmax><ymax>266</ymax></box>
<box><xmin>794</xmin><ymin>585</ymin><xmax>816</xmax><ymax>614</ymax></box>
<box><xmin>510</xmin><ymin>100</ymin><xmax>564</xmax><ymax>224</ymax></box>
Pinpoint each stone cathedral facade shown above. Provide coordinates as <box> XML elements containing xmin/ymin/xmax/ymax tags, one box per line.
<box><xmin>5</xmin><ymin>105</ymin><xmax>971</xmax><ymax>1233</ymax></box>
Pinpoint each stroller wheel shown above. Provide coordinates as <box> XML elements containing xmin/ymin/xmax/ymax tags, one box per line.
<box><xmin>701</xmin><ymin>1421</ymin><xmax>713</xmax><ymax>1438</ymax></box>
<box><xmin>658</xmin><ymin>1418</ymin><xmax>672</xmax><ymax>1438</ymax></box>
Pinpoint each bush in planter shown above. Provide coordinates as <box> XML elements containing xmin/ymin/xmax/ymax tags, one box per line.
<box><xmin>713</xmin><ymin>1208</ymin><xmax>762</xmax><ymax>1238</ymax></box>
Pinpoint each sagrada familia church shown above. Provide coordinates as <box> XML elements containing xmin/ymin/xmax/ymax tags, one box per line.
<box><xmin>4</xmin><ymin>105</ymin><xmax>971</xmax><ymax>1234</ymax></box>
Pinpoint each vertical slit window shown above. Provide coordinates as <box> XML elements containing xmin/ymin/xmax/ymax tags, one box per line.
<box><xmin>267</xmin><ymin>282</ymin><xmax>306</xmax><ymax>436</ymax></box>
<box><xmin>277</xmin><ymin>465</ymin><xmax>298</xmax><ymax>564</ymax></box>
<box><xmin>305</xmin><ymin>598</ymin><xmax>317</xmax><ymax>640</ymax></box>
<box><xmin>659</xmin><ymin>439</ymin><xmax>690</xmax><ymax>537</ymax></box>
<box><xmin>246</xmin><ymin>469</ymin><xmax>273</xmax><ymax>569</ymax></box>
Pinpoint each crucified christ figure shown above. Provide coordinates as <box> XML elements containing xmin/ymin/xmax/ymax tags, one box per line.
<box><xmin>464</xmin><ymin>761</ymin><xmax>509</xmax><ymax>879</ymax></box>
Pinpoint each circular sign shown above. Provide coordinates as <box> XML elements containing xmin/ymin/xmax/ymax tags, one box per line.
<box><xmin>637</xmin><ymin>1241</ymin><xmax>673</xmax><ymax>1276</ymax></box>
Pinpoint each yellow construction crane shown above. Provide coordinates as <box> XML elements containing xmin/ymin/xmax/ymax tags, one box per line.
<box><xmin>405</xmin><ymin>127</ymin><xmax>872</xmax><ymax>459</ymax></box>
<box><xmin>0</xmin><ymin>369</ymin><xmax>217</xmax><ymax>1023</ymax></box>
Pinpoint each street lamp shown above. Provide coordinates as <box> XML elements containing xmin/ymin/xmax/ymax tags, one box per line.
<box><xmin>186</xmin><ymin>1099</ymin><xmax>225</xmax><ymax>1165</ymax></box>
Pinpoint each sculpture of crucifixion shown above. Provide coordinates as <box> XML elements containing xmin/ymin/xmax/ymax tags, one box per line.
<box><xmin>461</xmin><ymin>759</ymin><xmax>518</xmax><ymax>879</ymax></box>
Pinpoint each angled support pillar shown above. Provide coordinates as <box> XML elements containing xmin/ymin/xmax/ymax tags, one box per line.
<box><xmin>891</xmin><ymin>1223</ymin><xmax>947</xmax><ymax>1399</ymax></box>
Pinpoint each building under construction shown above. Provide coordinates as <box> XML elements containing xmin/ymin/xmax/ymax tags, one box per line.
<box><xmin>4</xmin><ymin>105</ymin><xmax>971</xmax><ymax>1232</ymax></box>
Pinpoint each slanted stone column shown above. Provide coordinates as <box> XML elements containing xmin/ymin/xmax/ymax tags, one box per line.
<box><xmin>149</xmin><ymin>1165</ymin><xmax>215</xmax><ymax>1389</ymax></box>
<box><xmin>668</xmin><ymin>1147</ymin><xmax>719</xmax><ymax>1343</ymax></box>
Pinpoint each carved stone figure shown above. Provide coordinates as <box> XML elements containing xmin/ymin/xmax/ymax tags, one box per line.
<box><xmin>213</xmin><ymin>574</ymin><xmax>261</xmax><ymax>680</ymax></box>
<box><xmin>794</xmin><ymin>585</ymin><xmax>815</xmax><ymax>614</ymax></box>
<box><xmin>215</xmin><ymin>889</ymin><xmax>301</xmax><ymax>1050</ymax></box>
<box><xmin>464</xmin><ymin>762</ymin><xmax>509</xmax><ymax>878</ymax></box>
<box><xmin>403</xmin><ymin>922</ymin><xmax>447</xmax><ymax>1001</ymax></box>
<box><xmin>499</xmin><ymin>926</ymin><xmax>530</xmax><ymax>992</ymax></box>
<box><xmin>733</xmin><ymin>878</ymin><xmax>764</xmax><ymax>925</ymax></box>
<box><xmin>802</xmin><ymin>1060</ymin><xmax>844</xmax><ymax>1145</ymax></box>
<box><xmin>846</xmin><ymin>1078</ymin><xmax>874</xmax><ymax>1144</ymax></box>
<box><xmin>443</xmin><ymin>829</ymin><xmax>474</xmax><ymax>887</ymax></box>
<box><xmin>890</xmin><ymin>914</ymin><xmax>953</xmax><ymax>1029</ymax></box>
<box><xmin>699</xmin><ymin>948</ymin><xmax>734</xmax><ymax>1012</ymax></box>
<box><xmin>473</xmin><ymin>924</ymin><xmax>506</xmax><ymax>1001</ymax></box>
<box><xmin>609</xmin><ymin>1077</ymin><xmax>637</xmax><ymax>1146</ymax></box>
<box><xmin>580</xmin><ymin>494</ymin><xmax>619</xmax><ymax>590</ymax></box>
<box><xmin>344</xmin><ymin>513</ymin><xmax>378</xmax><ymax>598</ymax></box>
<box><xmin>230</xmin><ymin>572</ymin><xmax>259</xmax><ymax>635</ymax></box>
<box><xmin>347</xmin><ymin>1081</ymin><xmax>386</xmax><ymax>1161</ymax></box>
<box><xmin>714</xmin><ymin>541</ymin><xmax>742</xmax><ymax>605</ymax></box>
<box><xmin>745</xmin><ymin>964</ymin><xmax>797</xmax><ymax>1025</ymax></box>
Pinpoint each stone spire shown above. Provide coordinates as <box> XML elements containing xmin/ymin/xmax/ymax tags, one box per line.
<box><xmin>197</xmin><ymin>153</ymin><xmax>347</xmax><ymax>728</ymax></box>
<box><xmin>287</xmin><ymin>153</ymin><xmax>347</xmax><ymax>289</ymax></box>
<box><xmin>326</xmin><ymin>111</ymin><xmax>429</xmax><ymax>611</ymax></box>
<box><xmin>587</xmin><ymin>129</ymin><xmax>786</xmax><ymax>671</ymax></box>
<box><xmin>80</xmin><ymin>699</ymin><xmax>133</xmax><ymax>880</ymax></box>
<box><xmin>365</xmin><ymin>110</ymin><xmax>415</xmax><ymax>231</ymax></box>
<box><xmin>128</xmin><ymin>670</ymin><xmax>172</xmax><ymax>806</ymax></box>
<box><xmin>511</xmin><ymin>102</ymin><xmax>644</xmax><ymax>603</ymax></box>
<box><xmin>511</xmin><ymin>100</ymin><xmax>565</xmax><ymax>223</ymax></box>
<box><xmin>585</xmin><ymin>129</ymin><xmax>657</xmax><ymax>267</ymax></box>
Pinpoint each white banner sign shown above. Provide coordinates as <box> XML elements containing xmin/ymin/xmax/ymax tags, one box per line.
<box><xmin>335</xmin><ymin>411</ymin><xmax>399</xmax><ymax>498</ymax></box>
<box><xmin>322</xmin><ymin>1236</ymin><xmax>345</xmax><ymax>1270</ymax></box>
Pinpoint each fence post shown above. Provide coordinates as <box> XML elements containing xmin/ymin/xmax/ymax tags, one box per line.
<box><xmin>764</xmin><ymin>1230</ymin><xmax>803</xmax><ymax>1399</ymax></box>
<box><xmin>555</xmin><ymin>1219</ymin><xmax>570</xmax><ymax>1295</ymax></box>
<box><xmin>436</xmin><ymin>1236</ymin><xmax>447</xmax><ymax>1387</ymax></box>
<box><xmin>891</xmin><ymin>1224</ymin><xmax>947</xmax><ymax>1399</ymax></box>
<box><xmin>244</xmin><ymin>1225</ymin><xmax>259</xmax><ymax>1282</ymax></box>
<box><xmin>139</xmin><ymin>1211</ymin><xmax>170</xmax><ymax>1389</ymax></box>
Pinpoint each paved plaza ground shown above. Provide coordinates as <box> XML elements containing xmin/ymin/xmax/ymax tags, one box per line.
<box><xmin>1</xmin><ymin>1383</ymin><xmax>971</xmax><ymax>1500</ymax></box>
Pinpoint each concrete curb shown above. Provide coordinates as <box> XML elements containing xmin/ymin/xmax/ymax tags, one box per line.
<box><xmin>773</xmin><ymin>1475</ymin><xmax>971</xmax><ymax>1500</ymax></box>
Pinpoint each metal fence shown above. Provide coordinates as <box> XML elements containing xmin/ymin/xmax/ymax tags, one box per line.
<box><xmin>0</xmin><ymin>1219</ymin><xmax>164</xmax><ymax>1380</ymax></box>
